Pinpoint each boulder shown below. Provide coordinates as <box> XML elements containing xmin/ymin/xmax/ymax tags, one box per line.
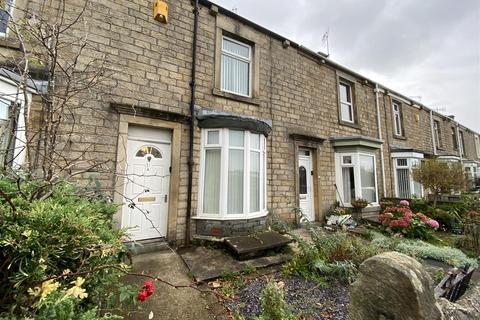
<box><xmin>349</xmin><ymin>251</ymin><xmax>443</xmax><ymax>320</ymax></box>
<box><xmin>437</xmin><ymin>281</ymin><xmax>480</xmax><ymax>320</ymax></box>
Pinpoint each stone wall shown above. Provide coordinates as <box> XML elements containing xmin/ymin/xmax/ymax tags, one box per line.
<box><xmin>0</xmin><ymin>0</ymin><xmax>478</xmax><ymax>243</ymax></box>
<box><xmin>196</xmin><ymin>216</ymin><xmax>267</xmax><ymax>237</ymax></box>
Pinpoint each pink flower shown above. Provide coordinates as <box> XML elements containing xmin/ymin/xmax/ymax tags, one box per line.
<box><xmin>399</xmin><ymin>200</ymin><xmax>409</xmax><ymax>206</ymax></box>
<box><xmin>426</xmin><ymin>219</ymin><xmax>439</xmax><ymax>230</ymax></box>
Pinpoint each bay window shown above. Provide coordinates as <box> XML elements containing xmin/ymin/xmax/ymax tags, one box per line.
<box><xmin>335</xmin><ymin>152</ymin><xmax>378</xmax><ymax>206</ymax></box>
<box><xmin>393</xmin><ymin>156</ymin><xmax>423</xmax><ymax>199</ymax></box>
<box><xmin>198</xmin><ymin>128</ymin><xmax>267</xmax><ymax>219</ymax></box>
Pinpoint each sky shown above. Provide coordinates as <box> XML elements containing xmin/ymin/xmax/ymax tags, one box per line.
<box><xmin>212</xmin><ymin>0</ymin><xmax>480</xmax><ymax>132</ymax></box>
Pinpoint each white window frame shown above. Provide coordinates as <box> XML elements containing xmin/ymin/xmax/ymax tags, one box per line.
<box><xmin>197</xmin><ymin>128</ymin><xmax>267</xmax><ymax>220</ymax></box>
<box><xmin>0</xmin><ymin>0</ymin><xmax>15</xmax><ymax>37</ymax></box>
<box><xmin>0</xmin><ymin>75</ymin><xmax>29</xmax><ymax>169</ymax></box>
<box><xmin>220</xmin><ymin>36</ymin><xmax>252</xmax><ymax>97</ymax></box>
<box><xmin>335</xmin><ymin>152</ymin><xmax>379</xmax><ymax>206</ymax></box>
<box><xmin>392</xmin><ymin>101</ymin><xmax>403</xmax><ymax>136</ymax></box>
<box><xmin>338</xmin><ymin>81</ymin><xmax>354</xmax><ymax>123</ymax></box>
<box><xmin>392</xmin><ymin>153</ymin><xmax>424</xmax><ymax>199</ymax></box>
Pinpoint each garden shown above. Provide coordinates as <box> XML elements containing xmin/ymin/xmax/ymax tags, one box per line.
<box><xmin>1</xmin><ymin>157</ymin><xmax>479</xmax><ymax>320</ymax></box>
<box><xmin>217</xmin><ymin>194</ymin><xmax>480</xmax><ymax>320</ymax></box>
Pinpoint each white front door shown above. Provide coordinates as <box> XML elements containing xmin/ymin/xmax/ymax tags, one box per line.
<box><xmin>298</xmin><ymin>149</ymin><xmax>315</xmax><ymax>222</ymax></box>
<box><xmin>122</xmin><ymin>126</ymin><xmax>171</xmax><ymax>241</ymax></box>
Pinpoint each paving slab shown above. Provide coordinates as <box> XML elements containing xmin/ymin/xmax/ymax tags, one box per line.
<box><xmin>121</xmin><ymin>250</ymin><xmax>223</xmax><ymax>320</ymax></box>
<box><xmin>224</xmin><ymin>231</ymin><xmax>291</xmax><ymax>259</ymax></box>
<box><xmin>179</xmin><ymin>246</ymin><xmax>291</xmax><ymax>282</ymax></box>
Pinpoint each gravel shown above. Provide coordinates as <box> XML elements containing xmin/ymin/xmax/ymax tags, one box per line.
<box><xmin>227</xmin><ymin>274</ymin><xmax>349</xmax><ymax>319</ymax></box>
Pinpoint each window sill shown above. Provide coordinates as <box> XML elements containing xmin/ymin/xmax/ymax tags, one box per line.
<box><xmin>393</xmin><ymin>135</ymin><xmax>407</xmax><ymax>141</ymax></box>
<box><xmin>212</xmin><ymin>88</ymin><xmax>261</xmax><ymax>106</ymax></box>
<box><xmin>339</xmin><ymin>120</ymin><xmax>361</xmax><ymax>130</ymax></box>
<box><xmin>0</xmin><ymin>36</ymin><xmax>20</xmax><ymax>50</ymax></box>
<box><xmin>193</xmin><ymin>210</ymin><xmax>268</xmax><ymax>221</ymax></box>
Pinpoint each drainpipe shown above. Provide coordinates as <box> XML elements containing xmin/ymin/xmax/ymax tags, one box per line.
<box><xmin>456</xmin><ymin>124</ymin><xmax>463</xmax><ymax>163</ymax></box>
<box><xmin>375</xmin><ymin>84</ymin><xmax>387</xmax><ymax>197</ymax></box>
<box><xmin>430</xmin><ymin>110</ymin><xmax>437</xmax><ymax>155</ymax></box>
<box><xmin>186</xmin><ymin>0</ymin><xmax>199</xmax><ymax>246</ymax></box>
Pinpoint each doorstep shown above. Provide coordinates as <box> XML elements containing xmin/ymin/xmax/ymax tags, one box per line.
<box><xmin>124</xmin><ymin>237</ymin><xmax>170</xmax><ymax>255</ymax></box>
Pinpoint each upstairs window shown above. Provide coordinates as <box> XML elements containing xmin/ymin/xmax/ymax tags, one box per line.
<box><xmin>221</xmin><ymin>36</ymin><xmax>251</xmax><ymax>97</ymax></box>
<box><xmin>339</xmin><ymin>81</ymin><xmax>354</xmax><ymax>123</ymax></box>
<box><xmin>459</xmin><ymin>131</ymin><xmax>466</xmax><ymax>155</ymax></box>
<box><xmin>451</xmin><ymin>127</ymin><xmax>458</xmax><ymax>150</ymax></box>
<box><xmin>433</xmin><ymin>120</ymin><xmax>442</xmax><ymax>148</ymax></box>
<box><xmin>392</xmin><ymin>101</ymin><xmax>403</xmax><ymax>136</ymax></box>
<box><xmin>0</xmin><ymin>0</ymin><xmax>14</xmax><ymax>36</ymax></box>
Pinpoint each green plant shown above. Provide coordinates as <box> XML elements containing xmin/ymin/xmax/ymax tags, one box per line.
<box><xmin>351</xmin><ymin>198</ymin><xmax>369</xmax><ymax>209</ymax></box>
<box><xmin>379</xmin><ymin>201</ymin><xmax>439</xmax><ymax>240</ymax></box>
<box><xmin>253</xmin><ymin>280</ymin><xmax>296</xmax><ymax>320</ymax></box>
<box><xmin>369</xmin><ymin>232</ymin><xmax>477</xmax><ymax>267</ymax></box>
<box><xmin>220</xmin><ymin>284</ymin><xmax>235</xmax><ymax>298</ymax></box>
<box><xmin>0</xmin><ymin>179</ymin><xmax>130</xmax><ymax>318</ymax></box>
<box><xmin>284</xmin><ymin>229</ymin><xmax>380</xmax><ymax>283</ymax></box>
<box><xmin>243</xmin><ymin>264</ymin><xmax>257</xmax><ymax>275</ymax></box>
<box><xmin>412</xmin><ymin>159</ymin><xmax>466</xmax><ymax>207</ymax></box>
<box><xmin>266</xmin><ymin>210</ymin><xmax>293</xmax><ymax>233</ymax></box>
<box><xmin>220</xmin><ymin>270</ymin><xmax>240</xmax><ymax>281</ymax></box>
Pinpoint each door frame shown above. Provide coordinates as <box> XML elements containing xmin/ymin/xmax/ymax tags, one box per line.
<box><xmin>293</xmin><ymin>144</ymin><xmax>320</xmax><ymax>222</ymax></box>
<box><xmin>298</xmin><ymin>148</ymin><xmax>315</xmax><ymax>221</ymax></box>
<box><xmin>113</xmin><ymin>114</ymin><xmax>182</xmax><ymax>241</ymax></box>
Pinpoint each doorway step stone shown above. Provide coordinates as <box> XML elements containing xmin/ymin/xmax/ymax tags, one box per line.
<box><xmin>124</xmin><ymin>237</ymin><xmax>170</xmax><ymax>255</ymax></box>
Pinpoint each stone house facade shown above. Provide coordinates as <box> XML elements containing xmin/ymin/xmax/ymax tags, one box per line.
<box><xmin>0</xmin><ymin>0</ymin><xmax>479</xmax><ymax>244</ymax></box>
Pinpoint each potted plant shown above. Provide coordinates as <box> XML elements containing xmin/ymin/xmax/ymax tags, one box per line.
<box><xmin>351</xmin><ymin>198</ymin><xmax>369</xmax><ymax>221</ymax></box>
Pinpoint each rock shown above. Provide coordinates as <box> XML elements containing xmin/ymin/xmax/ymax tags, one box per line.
<box><xmin>437</xmin><ymin>282</ymin><xmax>480</xmax><ymax>320</ymax></box>
<box><xmin>349</xmin><ymin>251</ymin><xmax>443</xmax><ymax>320</ymax></box>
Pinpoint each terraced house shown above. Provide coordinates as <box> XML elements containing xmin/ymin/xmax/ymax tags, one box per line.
<box><xmin>0</xmin><ymin>0</ymin><xmax>479</xmax><ymax>245</ymax></box>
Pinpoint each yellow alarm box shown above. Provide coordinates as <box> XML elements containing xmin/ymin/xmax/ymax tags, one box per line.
<box><xmin>153</xmin><ymin>0</ymin><xmax>168</xmax><ymax>23</ymax></box>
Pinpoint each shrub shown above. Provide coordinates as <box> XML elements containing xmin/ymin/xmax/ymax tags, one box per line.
<box><xmin>284</xmin><ymin>229</ymin><xmax>380</xmax><ymax>283</ymax></box>
<box><xmin>412</xmin><ymin>159</ymin><xmax>466</xmax><ymax>207</ymax></box>
<box><xmin>379</xmin><ymin>200</ymin><xmax>438</xmax><ymax>240</ymax></box>
<box><xmin>0</xmin><ymin>179</ymin><xmax>130</xmax><ymax>318</ymax></box>
<box><xmin>253</xmin><ymin>280</ymin><xmax>295</xmax><ymax>320</ymax></box>
<box><xmin>369</xmin><ymin>232</ymin><xmax>477</xmax><ymax>267</ymax></box>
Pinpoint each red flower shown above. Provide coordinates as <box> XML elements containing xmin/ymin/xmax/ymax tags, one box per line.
<box><xmin>137</xmin><ymin>281</ymin><xmax>156</xmax><ymax>302</ymax></box>
<box><xmin>144</xmin><ymin>281</ymin><xmax>155</xmax><ymax>296</ymax></box>
<box><xmin>137</xmin><ymin>289</ymin><xmax>148</xmax><ymax>302</ymax></box>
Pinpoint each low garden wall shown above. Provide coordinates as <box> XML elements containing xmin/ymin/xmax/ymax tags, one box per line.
<box><xmin>195</xmin><ymin>216</ymin><xmax>267</xmax><ymax>237</ymax></box>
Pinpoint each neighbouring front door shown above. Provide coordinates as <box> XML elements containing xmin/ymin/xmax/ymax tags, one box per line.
<box><xmin>122</xmin><ymin>126</ymin><xmax>171</xmax><ymax>241</ymax></box>
<box><xmin>298</xmin><ymin>149</ymin><xmax>315</xmax><ymax>222</ymax></box>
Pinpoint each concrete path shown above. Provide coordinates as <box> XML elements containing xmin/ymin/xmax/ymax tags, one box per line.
<box><xmin>122</xmin><ymin>250</ymin><xmax>225</xmax><ymax>320</ymax></box>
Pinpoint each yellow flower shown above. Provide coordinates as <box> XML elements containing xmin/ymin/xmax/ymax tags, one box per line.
<box><xmin>72</xmin><ymin>277</ymin><xmax>85</xmax><ymax>287</ymax></box>
<box><xmin>29</xmin><ymin>280</ymin><xmax>61</xmax><ymax>303</ymax></box>
<box><xmin>66</xmin><ymin>286</ymin><xmax>88</xmax><ymax>299</ymax></box>
<box><xmin>65</xmin><ymin>277</ymin><xmax>88</xmax><ymax>299</ymax></box>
